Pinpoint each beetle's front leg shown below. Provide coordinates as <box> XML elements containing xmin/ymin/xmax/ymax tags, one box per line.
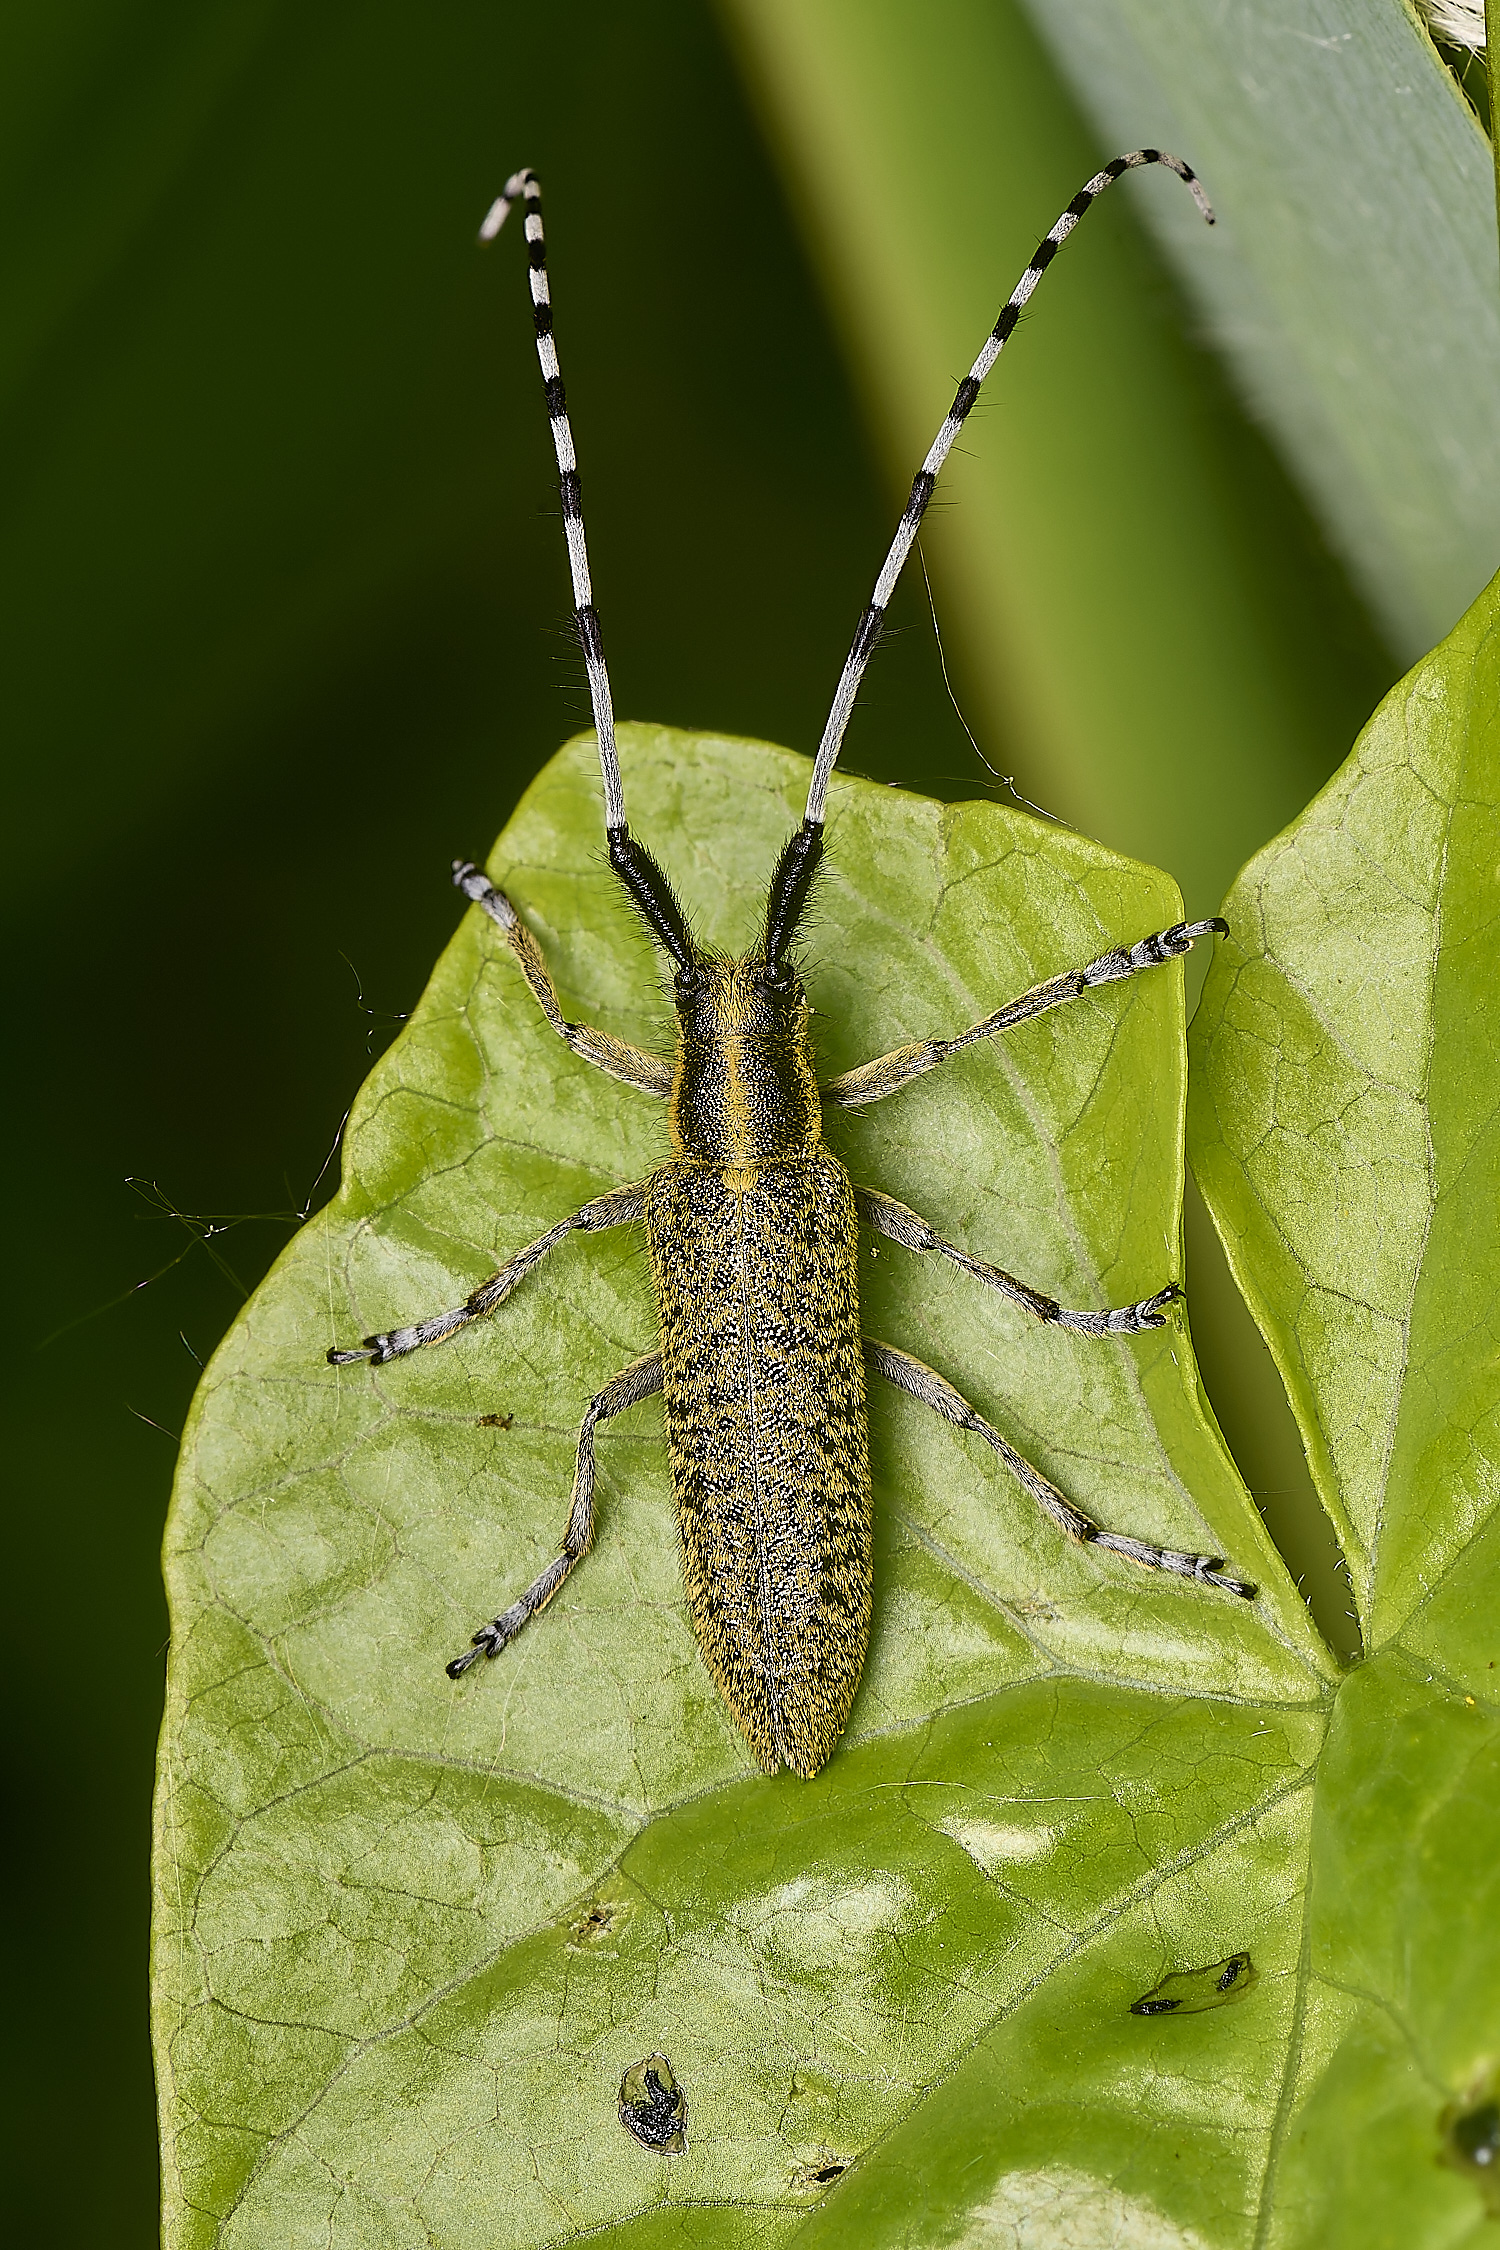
<box><xmin>453</xmin><ymin>862</ymin><xmax>673</xmax><ymax>1098</ymax></box>
<box><xmin>447</xmin><ymin>1351</ymin><xmax>663</xmax><ymax>1676</ymax></box>
<box><xmin>853</xmin><ymin>1185</ymin><xmax>1179</xmax><ymax>1336</ymax></box>
<box><xmin>822</xmin><ymin>918</ymin><xmax>1226</xmax><ymax>1109</ymax></box>
<box><xmin>327</xmin><ymin>1181</ymin><xmax>648</xmax><ymax>1366</ymax></box>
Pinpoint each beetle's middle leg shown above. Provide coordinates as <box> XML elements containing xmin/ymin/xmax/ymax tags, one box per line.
<box><xmin>866</xmin><ymin>1338</ymin><xmax>1254</xmax><ymax>1598</ymax></box>
<box><xmin>327</xmin><ymin>1181</ymin><xmax>648</xmax><ymax>1366</ymax></box>
<box><xmin>822</xmin><ymin>918</ymin><xmax>1226</xmax><ymax>1109</ymax></box>
<box><xmin>853</xmin><ymin>1184</ymin><xmax>1179</xmax><ymax>1336</ymax></box>
<box><xmin>447</xmin><ymin>1350</ymin><xmax>664</xmax><ymax>1676</ymax></box>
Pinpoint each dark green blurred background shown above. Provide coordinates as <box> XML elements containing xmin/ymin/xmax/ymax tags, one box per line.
<box><xmin>2</xmin><ymin>5</ymin><xmax>1394</xmax><ymax>2236</ymax></box>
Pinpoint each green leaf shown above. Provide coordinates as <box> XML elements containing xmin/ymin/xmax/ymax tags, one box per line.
<box><xmin>153</xmin><ymin>727</ymin><xmax>1320</xmax><ymax>2242</ymax></box>
<box><xmin>1181</xmin><ymin>570</ymin><xmax>1500</xmax><ymax>2247</ymax></box>
<box><xmin>156</xmin><ymin>708</ymin><xmax>1500</xmax><ymax>2247</ymax></box>
<box><xmin>1190</xmin><ymin>569</ymin><xmax>1500</xmax><ymax>1652</ymax></box>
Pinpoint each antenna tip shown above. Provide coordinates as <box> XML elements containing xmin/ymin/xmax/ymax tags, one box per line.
<box><xmin>479</xmin><ymin>171</ymin><xmax>536</xmax><ymax>243</ymax></box>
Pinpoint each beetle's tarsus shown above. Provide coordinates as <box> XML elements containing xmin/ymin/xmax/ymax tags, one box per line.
<box><xmin>1196</xmin><ymin>1558</ymin><xmax>1257</xmax><ymax>1599</ymax></box>
<box><xmin>1208</xmin><ymin>1566</ymin><xmax>1258</xmax><ymax>1601</ymax></box>
<box><xmin>1090</xmin><ymin>1524</ymin><xmax>1257</xmax><ymax>1599</ymax></box>
<box><xmin>1136</xmin><ymin>1280</ymin><xmax>1184</xmax><ymax>1329</ymax></box>
<box><xmin>447</xmin><ymin>1617</ymin><xmax>516</xmax><ymax>1675</ymax></box>
<box><xmin>453</xmin><ymin>859</ymin><xmax>518</xmax><ymax>929</ymax></box>
<box><xmin>1052</xmin><ymin>1279</ymin><xmax>1183</xmax><ymax>1337</ymax></box>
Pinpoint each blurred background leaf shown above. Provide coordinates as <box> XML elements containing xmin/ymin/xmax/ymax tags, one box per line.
<box><xmin>1008</xmin><ymin>0</ymin><xmax>1500</xmax><ymax>663</ymax></box>
<box><xmin>3</xmin><ymin>1</ymin><xmax>1480</xmax><ymax>2237</ymax></box>
<box><xmin>721</xmin><ymin>0</ymin><xmax>1413</xmax><ymax>905</ymax></box>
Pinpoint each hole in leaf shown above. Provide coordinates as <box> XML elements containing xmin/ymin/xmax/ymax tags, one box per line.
<box><xmin>790</xmin><ymin>2151</ymin><xmax>849</xmax><ymax>2190</ymax></box>
<box><xmin>1130</xmin><ymin>1950</ymin><xmax>1256</xmax><ymax>2016</ymax></box>
<box><xmin>618</xmin><ymin>2053</ymin><xmax>687</xmax><ymax>2153</ymax></box>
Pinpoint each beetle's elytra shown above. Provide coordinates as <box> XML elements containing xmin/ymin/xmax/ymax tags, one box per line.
<box><xmin>327</xmin><ymin>151</ymin><xmax>1254</xmax><ymax>1780</ymax></box>
<box><xmin>649</xmin><ymin>967</ymin><xmax>869</xmax><ymax>1778</ymax></box>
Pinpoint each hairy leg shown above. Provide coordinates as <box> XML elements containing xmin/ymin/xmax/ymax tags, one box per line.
<box><xmin>866</xmin><ymin>1337</ymin><xmax>1254</xmax><ymax>1598</ymax></box>
<box><xmin>854</xmin><ymin>1184</ymin><xmax>1179</xmax><ymax>1336</ymax></box>
<box><xmin>454</xmin><ymin>862</ymin><xmax>673</xmax><ymax>1096</ymax></box>
<box><xmin>447</xmin><ymin>1351</ymin><xmax>664</xmax><ymax>1675</ymax></box>
<box><xmin>327</xmin><ymin>1180</ymin><xmax>649</xmax><ymax>1366</ymax></box>
<box><xmin>823</xmin><ymin>918</ymin><xmax>1225</xmax><ymax>1109</ymax></box>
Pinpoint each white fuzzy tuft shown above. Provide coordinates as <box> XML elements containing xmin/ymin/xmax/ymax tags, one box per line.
<box><xmin>1416</xmin><ymin>0</ymin><xmax>1486</xmax><ymax>55</ymax></box>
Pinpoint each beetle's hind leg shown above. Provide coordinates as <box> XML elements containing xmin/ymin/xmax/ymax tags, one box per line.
<box><xmin>866</xmin><ymin>1339</ymin><xmax>1254</xmax><ymax>1599</ymax></box>
<box><xmin>854</xmin><ymin>1185</ymin><xmax>1179</xmax><ymax>1335</ymax></box>
<box><xmin>447</xmin><ymin>1351</ymin><xmax>663</xmax><ymax>1676</ymax></box>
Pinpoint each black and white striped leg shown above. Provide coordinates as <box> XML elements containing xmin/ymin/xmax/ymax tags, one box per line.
<box><xmin>853</xmin><ymin>1185</ymin><xmax>1181</xmax><ymax>1335</ymax></box>
<box><xmin>866</xmin><ymin>1339</ymin><xmax>1255</xmax><ymax>1599</ymax></box>
<box><xmin>801</xmin><ymin>150</ymin><xmax>1214</xmax><ymax>829</ymax></box>
<box><xmin>822</xmin><ymin>917</ymin><xmax>1227</xmax><ymax>1109</ymax></box>
<box><xmin>326</xmin><ymin>1182</ymin><xmax>649</xmax><ymax>1367</ymax></box>
<box><xmin>480</xmin><ymin>171</ymin><xmax>696</xmax><ymax>971</ymax></box>
<box><xmin>447</xmin><ymin>1351</ymin><xmax>664</xmax><ymax>1677</ymax></box>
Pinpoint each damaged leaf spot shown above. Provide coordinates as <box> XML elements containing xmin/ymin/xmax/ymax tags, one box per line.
<box><xmin>790</xmin><ymin>2152</ymin><xmax>848</xmax><ymax>2189</ymax></box>
<box><xmin>619</xmin><ymin>2053</ymin><xmax>688</xmax><ymax>2152</ymax></box>
<box><xmin>477</xmin><ymin>1411</ymin><xmax>513</xmax><ymax>1429</ymax></box>
<box><xmin>1130</xmin><ymin>1951</ymin><xmax>1255</xmax><ymax>2016</ymax></box>
<box><xmin>568</xmin><ymin>1900</ymin><xmax>617</xmax><ymax>1947</ymax></box>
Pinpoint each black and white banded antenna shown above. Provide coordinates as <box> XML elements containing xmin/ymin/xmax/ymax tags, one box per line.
<box><xmin>481</xmin><ymin>170</ymin><xmax>696</xmax><ymax>971</ymax></box>
<box><xmin>762</xmin><ymin>149</ymin><xmax>1214</xmax><ymax>964</ymax></box>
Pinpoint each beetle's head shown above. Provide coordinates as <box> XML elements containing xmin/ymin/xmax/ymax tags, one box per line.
<box><xmin>671</xmin><ymin>954</ymin><xmax>808</xmax><ymax>1041</ymax></box>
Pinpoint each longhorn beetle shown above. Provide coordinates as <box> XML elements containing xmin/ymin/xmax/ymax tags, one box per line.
<box><xmin>328</xmin><ymin>150</ymin><xmax>1254</xmax><ymax>1781</ymax></box>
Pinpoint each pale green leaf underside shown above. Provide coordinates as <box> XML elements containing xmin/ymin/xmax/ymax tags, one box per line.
<box><xmin>154</xmin><ymin>727</ymin><xmax>1496</xmax><ymax>2248</ymax></box>
<box><xmin>1012</xmin><ymin>0</ymin><xmax>1500</xmax><ymax>658</ymax></box>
